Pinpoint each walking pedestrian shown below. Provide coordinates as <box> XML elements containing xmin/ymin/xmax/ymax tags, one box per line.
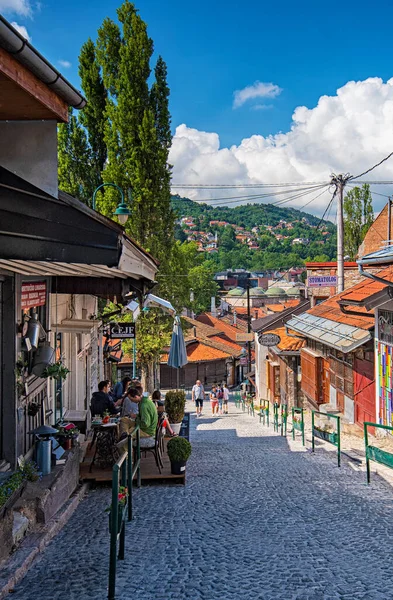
<box><xmin>223</xmin><ymin>383</ymin><xmax>230</xmax><ymax>414</ymax></box>
<box><xmin>210</xmin><ymin>386</ymin><xmax>219</xmax><ymax>415</ymax></box>
<box><xmin>217</xmin><ymin>384</ymin><xmax>224</xmax><ymax>415</ymax></box>
<box><xmin>192</xmin><ymin>379</ymin><xmax>205</xmax><ymax>417</ymax></box>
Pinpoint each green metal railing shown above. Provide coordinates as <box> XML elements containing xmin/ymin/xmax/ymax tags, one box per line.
<box><xmin>273</xmin><ymin>402</ymin><xmax>288</xmax><ymax>436</ymax></box>
<box><xmin>241</xmin><ymin>395</ymin><xmax>246</xmax><ymax>412</ymax></box>
<box><xmin>312</xmin><ymin>411</ymin><xmax>341</xmax><ymax>467</ymax></box>
<box><xmin>247</xmin><ymin>395</ymin><xmax>255</xmax><ymax>417</ymax></box>
<box><xmin>292</xmin><ymin>407</ymin><xmax>305</xmax><ymax>446</ymax></box>
<box><xmin>108</xmin><ymin>426</ymin><xmax>141</xmax><ymax>600</ymax></box>
<box><xmin>259</xmin><ymin>400</ymin><xmax>270</xmax><ymax>427</ymax></box>
<box><xmin>364</xmin><ymin>422</ymin><xmax>393</xmax><ymax>484</ymax></box>
<box><xmin>234</xmin><ymin>392</ymin><xmax>241</xmax><ymax>409</ymax></box>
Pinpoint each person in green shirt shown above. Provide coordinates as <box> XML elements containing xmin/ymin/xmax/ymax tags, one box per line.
<box><xmin>117</xmin><ymin>388</ymin><xmax>158</xmax><ymax>449</ymax></box>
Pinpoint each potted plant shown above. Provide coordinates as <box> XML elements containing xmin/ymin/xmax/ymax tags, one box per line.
<box><xmin>105</xmin><ymin>486</ymin><xmax>128</xmax><ymax>533</ymax></box>
<box><xmin>165</xmin><ymin>390</ymin><xmax>186</xmax><ymax>434</ymax></box>
<box><xmin>167</xmin><ymin>436</ymin><xmax>192</xmax><ymax>475</ymax></box>
<box><xmin>42</xmin><ymin>360</ymin><xmax>69</xmax><ymax>381</ymax></box>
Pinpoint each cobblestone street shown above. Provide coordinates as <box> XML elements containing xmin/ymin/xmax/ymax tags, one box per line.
<box><xmin>11</xmin><ymin>400</ymin><xmax>393</xmax><ymax>600</ymax></box>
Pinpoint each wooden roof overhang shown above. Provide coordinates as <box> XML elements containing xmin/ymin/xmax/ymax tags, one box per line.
<box><xmin>0</xmin><ymin>46</ymin><xmax>68</xmax><ymax>121</ymax></box>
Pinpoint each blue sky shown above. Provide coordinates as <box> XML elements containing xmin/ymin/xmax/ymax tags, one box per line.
<box><xmin>3</xmin><ymin>0</ymin><xmax>393</xmax><ymax>214</ymax></box>
<box><xmin>5</xmin><ymin>0</ymin><xmax>393</xmax><ymax>147</ymax></box>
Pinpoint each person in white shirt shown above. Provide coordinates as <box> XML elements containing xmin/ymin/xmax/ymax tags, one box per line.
<box><xmin>223</xmin><ymin>383</ymin><xmax>230</xmax><ymax>414</ymax></box>
<box><xmin>192</xmin><ymin>379</ymin><xmax>205</xmax><ymax>417</ymax></box>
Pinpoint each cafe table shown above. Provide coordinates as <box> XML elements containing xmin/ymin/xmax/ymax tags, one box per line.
<box><xmin>89</xmin><ymin>419</ymin><xmax>119</xmax><ymax>472</ymax></box>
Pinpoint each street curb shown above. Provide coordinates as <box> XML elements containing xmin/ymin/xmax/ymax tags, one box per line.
<box><xmin>0</xmin><ymin>482</ymin><xmax>90</xmax><ymax>599</ymax></box>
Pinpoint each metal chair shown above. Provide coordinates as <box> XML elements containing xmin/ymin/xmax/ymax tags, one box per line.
<box><xmin>139</xmin><ymin>422</ymin><xmax>164</xmax><ymax>474</ymax></box>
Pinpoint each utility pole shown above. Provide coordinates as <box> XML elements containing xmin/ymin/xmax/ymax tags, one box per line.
<box><xmin>246</xmin><ymin>274</ymin><xmax>252</xmax><ymax>391</ymax></box>
<box><xmin>388</xmin><ymin>197</ymin><xmax>391</xmax><ymax>245</ymax></box>
<box><xmin>331</xmin><ymin>174</ymin><xmax>350</xmax><ymax>294</ymax></box>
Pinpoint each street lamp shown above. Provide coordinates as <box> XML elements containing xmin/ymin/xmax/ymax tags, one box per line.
<box><xmin>92</xmin><ymin>183</ymin><xmax>131</xmax><ymax>225</ymax></box>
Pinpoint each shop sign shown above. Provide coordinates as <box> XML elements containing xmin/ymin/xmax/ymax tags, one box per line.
<box><xmin>240</xmin><ymin>357</ymin><xmax>248</xmax><ymax>366</ymax></box>
<box><xmin>109</xmin><ymin>322</ymin><xmax>136</xmax><ymax>339</ymax></box>
<box><xmin>21</xmin><ymin>281</ymin><xmax>46</xmax><ymax>309</ymax></box>
<box><xmin>379</xmin><ymin>310</ymin><xmax>393</xmax><ymax>345</ymax></box>
<box><xmin>308</xmin><ymin>276</ymin><xmax>337</xmax><ymax>288</ymax></box>
<box><xmin>236</xmin><ymin>333</ymin><xmax>254</xmax><ymax>342</ymax></box>
<box><xmin>258</xmin><ymin>333</ymin><xmax>281</xmax><ymax>347</ymax></box>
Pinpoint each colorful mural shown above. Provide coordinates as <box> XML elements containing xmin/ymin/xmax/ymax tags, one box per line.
<box><xmin>378</xmin><ymin>341</ymin><xmax>393</xmax><ymax>427</ymax></box>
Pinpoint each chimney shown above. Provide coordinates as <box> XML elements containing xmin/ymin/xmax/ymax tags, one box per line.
<box><xmin>211</xmin><ymin>297</ymin><xmax>217</xmax><ymax>316</ymax></box>
<box><xmin>193</xmin><ymin>326</ymin><xmax>197</xmax><ymax>338</ymax></box>
<box><xmin>233</xmin><ymin>310</ymin><xmax>237</xmax><ymax>327</ymax></box>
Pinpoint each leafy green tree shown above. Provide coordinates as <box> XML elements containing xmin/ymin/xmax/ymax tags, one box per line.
<box><xmin>58</xmin><ymin>109</ymin><xmax>92</xmax><ymax>203</ymax></box>
<box><xmin>93</xmin><ymin>1</ymin><xmax>174</xmax><ymax>260</ymax></box>
<box><xmin>156</xmin><ymin>242</ymin><xmax>218</xmax><ymax>314</ymax></box>
<box><xmin>343</xmin><ymin>184</ymin><xmax>374</xmax><ymax>259</ymax></box>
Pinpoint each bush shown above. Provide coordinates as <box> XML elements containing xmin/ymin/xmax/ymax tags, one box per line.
<box><xmin>0</xmin><ymin>460</ymin><xmax>39</xmax><ymax>509</ymax></box>
<box><xmin>167</xmin><ymin>437</ymin><xmax>192</xmax><ymax>463</ymax></box>
<box><xmin>165</xmin><ymin>390</ymin><xmax>186</xmax><ymax>424</ymax></box>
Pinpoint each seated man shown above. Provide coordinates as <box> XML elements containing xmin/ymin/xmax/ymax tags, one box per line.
<box><xmin>90</xmin><ymin>380</ymin><xmax>120</xmax><ymax>417</ymax></box>
<box><xmin>117</xmin><ymin>388</ymin><xmax>158</xmax><ymax>449</ymax></box>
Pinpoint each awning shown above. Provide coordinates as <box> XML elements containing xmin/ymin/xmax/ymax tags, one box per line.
<box><xmin>286</xmin><ymin>313</ymin><xmax>372</xmax><ymax>353</ymax></box>
<box><xmin>0</xmin><ymin>166</ymin><xmax>158</xmax><ymax>297</ymax></box>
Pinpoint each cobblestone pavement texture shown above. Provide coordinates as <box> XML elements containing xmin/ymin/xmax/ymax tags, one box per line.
<box><xmin>11</xmin><ymin>398</ymin><xmax>393</xmax><ymax>600</ymax></box>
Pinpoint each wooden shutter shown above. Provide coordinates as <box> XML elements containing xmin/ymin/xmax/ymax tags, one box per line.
<box><xmin>301</xmin><ymin>350</ymin><xmax>322</xmax><ymax>404</ymax></box>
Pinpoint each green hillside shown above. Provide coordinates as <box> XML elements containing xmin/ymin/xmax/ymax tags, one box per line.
<box><xmin>171</xmin><ymin>195</ymin><xmax>337</xmax><ymax>270</ymax></box>
<box><xmin>171</xmin><ymin>195</ymin><xmax>328</xmax><ymax>229</ymax></box>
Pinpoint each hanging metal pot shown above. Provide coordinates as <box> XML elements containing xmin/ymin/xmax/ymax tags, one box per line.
<box><xmin>26</xmin><ymin>313</ymin><xmax>41</xmax><ymax>349</ymax></box>
<box><xmin>31</xmin><ymin>343</ymin><xmax>55</xmax><ymax>377</ymax></box>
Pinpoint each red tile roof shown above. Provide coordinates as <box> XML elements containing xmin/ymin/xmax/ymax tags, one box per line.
<box><xmin>339</xmin><ymin>266</ymin><xmax>393</xmax><ymax>304</ymax></box>
<box><xmin>161</xmin><ymin>340</ymin><xmax>232</xmax><ymax>363</ymax></box>
<box><xmin>305</xmin><ymin>270</ymin><xmax>391</xmax><ymax>330</ymax></box>
<box><xmin>196</xmin><ymin>313</ymin><xmax>247</xmax><ymax>340</ymax></box>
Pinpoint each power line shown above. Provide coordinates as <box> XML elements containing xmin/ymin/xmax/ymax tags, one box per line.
<box><xmin>194</xmin><ymin>183</ymin><xmax>330</xmax><ymax>208</ymax></box>
<box><xmin>186</xmin><ymin>184</ymin><xmax>327</xmax><ymax>206</ymax></box>
<box><xmin>172</xmin><ymin>181</ymin><xmax>329</xmax><ymax>189</ymax></box>
<box><xmin>349</xmin><ymin>152</ymin><xmax>393</xmax><ymax>181</ymax></box>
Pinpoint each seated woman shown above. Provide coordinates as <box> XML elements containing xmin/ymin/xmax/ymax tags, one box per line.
<box><xmin>152</xmin><ymin>390</ymin><xmax>178</xmax><ymax>437</ymax></box>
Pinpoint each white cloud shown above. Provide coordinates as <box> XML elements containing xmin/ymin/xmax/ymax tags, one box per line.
<box><xmin>0</xmin><ymin>0</ymin><xmax>33</xmax><ymax>17</ymax></box>
<box><xmin>58</xmin><ymin>60</ymin><xmax>72</xmax><ymax>69</ymax></box>
<box><xmin>169</xmin><ymin>77</ymin><xmax>393</xmax><ymax>215</ymax></box>
<box><xmin>233</xmin><ymin>81</ymin><xmax>282</xmax><ymax>109</ymax></box>
<box><xmin>10</xmin><ymin>21</ymin><xmax>31</xmax><ymax>41</ymax></box>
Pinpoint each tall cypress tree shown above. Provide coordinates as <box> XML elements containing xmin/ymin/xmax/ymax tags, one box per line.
<box><xmin>58</xmin><ymin>108</ymin><xmax>92</xmax><ymax>202</ymax></box>
<box><xmin>149</xmin><ymin>55</ymin><xmax>175</xmax><ymax>260</ymax></box>
<box><xmin>78</xmin><ymin>38</ymin><xmax>107</xmax><ymax>195</ymax></box>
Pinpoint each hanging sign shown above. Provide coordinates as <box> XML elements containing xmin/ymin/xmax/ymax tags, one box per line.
<box><xmin>308</xmin><ymin>276</ymin><xmax>337</xmax><ymax>288</ymax></box>
<box><xmin>21</xmin><ymin>281</ymin><xmax>46</xmax><ymax>309</ymax></box>
<box><xmin>236</xmin><ymin>333</ymin><xmax>254</xmax><ymax>342</ymax></box>
<box><xmin>258</xmin><ymin>333</ymin><xmax>281</xmax><ymax>347</ymax></box>
<box><xmin>240</xmin><ymin>357</ymin><xmax>248</xmax><ymax>366</ymax></box>
<box><xmin>109</xmin><ymin>322</ymin><xmax>136</xmax><ymax>339</ymax></box>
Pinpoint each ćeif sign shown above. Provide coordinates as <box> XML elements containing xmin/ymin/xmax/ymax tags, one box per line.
<box><xmin>308</xmin><ymin>275</ymin><xmax>337</xmax><ymax>288</ymax></box>
<box><xmin>109</xmin><ymin>322</ymin><xmax>136</xmax><ymax>339</ymax></box>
